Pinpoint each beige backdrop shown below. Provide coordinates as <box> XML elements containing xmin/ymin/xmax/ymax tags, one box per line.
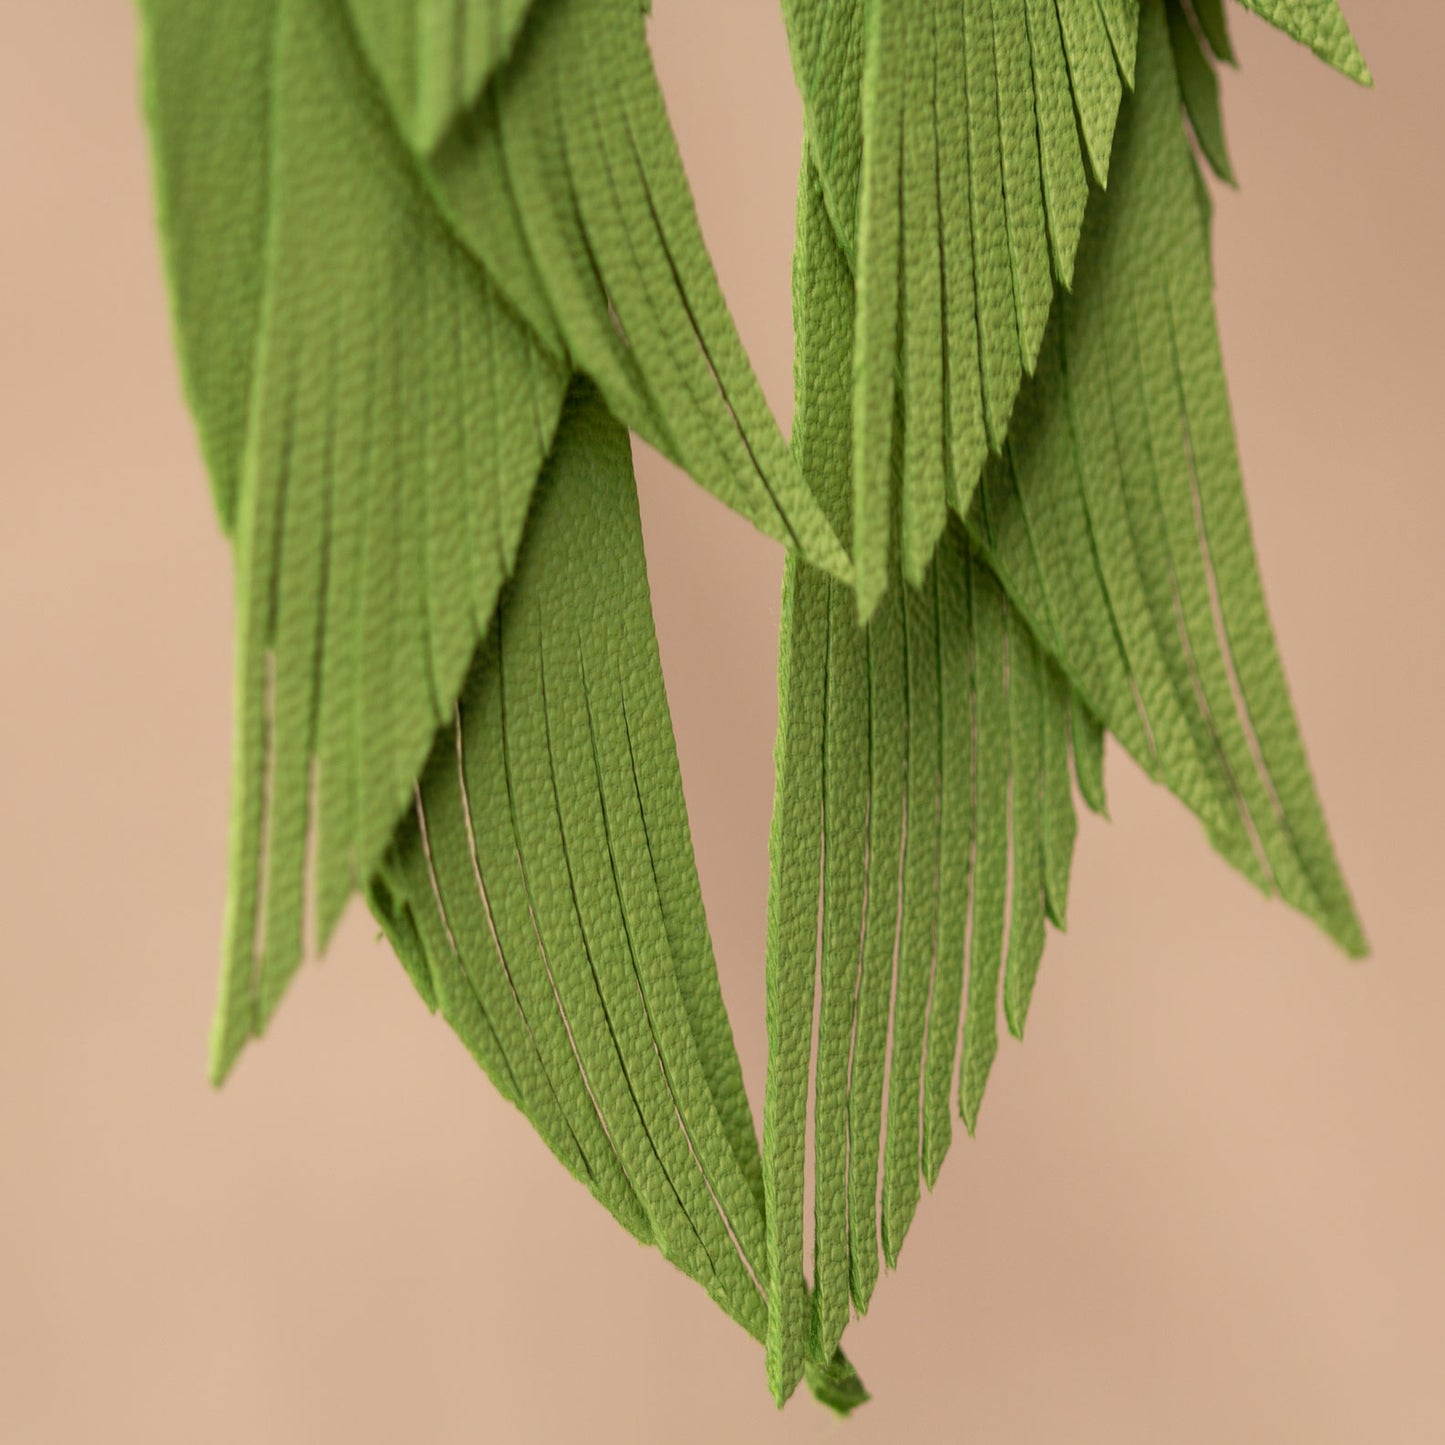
<box><xmin>3</xmin><ymin>5</ymin><xmax>1442</xmax><ymax>1442</ymax></box>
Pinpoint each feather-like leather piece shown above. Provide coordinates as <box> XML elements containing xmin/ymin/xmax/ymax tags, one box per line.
<box><xmin>782</xmin><ymin>0</ymin><xmax>1140</xmax><ymax>615</ymax></box>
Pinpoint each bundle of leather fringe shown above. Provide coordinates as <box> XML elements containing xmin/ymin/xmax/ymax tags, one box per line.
<box><xmin>140</xmin><ymin>0</ymin><xmax>1368</xmax><ymax>1409</ymax></box>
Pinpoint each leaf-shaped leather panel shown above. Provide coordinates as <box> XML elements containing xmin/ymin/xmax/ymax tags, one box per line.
<box><xmin>372</xmin><ymin>381</ymin><xmax>772</xmax><ymax>1342</ymax></box>
<box><xmin>761</xmin><ymin>153</ymin><xmax>1100</xmax><ymax>1405</ymax></box>
<box><xmin>1234</xmin><ymin>0</ymin><xmax>1369</xmax><ymax>82</ymax></box>
<box><xmin>967</xmin><ymin>0</ymin><xmax>1365</xmax><ymax>953</ymax></box>
<box><xmin>783</xmin><ymin>0</ymin><xmax>1140</xmax><ymax>615</ymax></box>
<box><xmin>365</xmin><ymin>0</ymin><xmax>853</xmax><ymax>582</ymax></box>
<box><xmin>142</xmin><ymin>0</ymin><xmax>570</xmax><ymax>1080</ymax></box>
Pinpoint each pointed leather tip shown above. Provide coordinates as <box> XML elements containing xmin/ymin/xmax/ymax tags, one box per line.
<box><xmin>804</xmin><ymin>1348</ymin><xmax>871</xmax><ymax>1416</ymax></box>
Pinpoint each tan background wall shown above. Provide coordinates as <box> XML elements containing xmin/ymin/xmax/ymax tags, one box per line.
<box><xmin>2</xmin><ymin>4</ymin><xmax>1441</xmax><ymax>1441</ymax></box>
